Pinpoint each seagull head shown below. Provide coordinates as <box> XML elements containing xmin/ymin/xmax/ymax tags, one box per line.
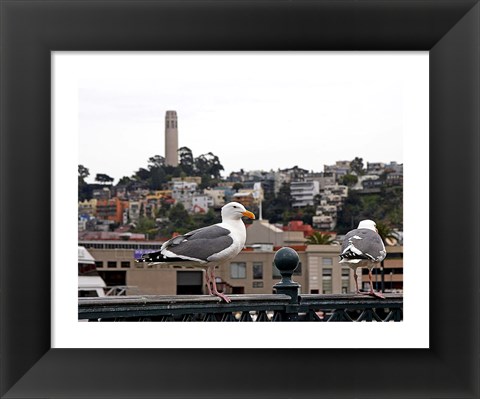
<box><xmin>221</xmin><ymin>202</ymin><xmax>255</xmax><ymax>221</ymax></box>
<box><xmin>358</xmin><ymin>219</ymin><xmax>378</xmax><ymax>232</ymax></box>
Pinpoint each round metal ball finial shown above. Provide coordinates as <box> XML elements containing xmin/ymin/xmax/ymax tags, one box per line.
<box><xmin>274</xmin><ymin>247</ymin><xmax>299</xmax><ymax>284</ymax></box>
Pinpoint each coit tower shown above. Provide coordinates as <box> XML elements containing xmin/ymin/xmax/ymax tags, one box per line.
<box><xmin>165</xmin><ymin>110</ymin><xmax>179</xmax><ymax>167</ymax></box>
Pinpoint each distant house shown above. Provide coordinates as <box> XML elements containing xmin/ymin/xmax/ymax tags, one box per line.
<box><xmin>283</xmin><ymin>220</ymin><xmax>314</xmax><ymax>237</ymax></box>
<box><xmin>366</xmin><ymin>162</ymin><xmax>386</xmax><ymax>175</ymax></box>
<box><xmin>191</xmin><ymin>194</ymin><xmax>214</xmax><ymax>213</ymax></box>
<box><xmin>170</xmin><ymin>180</ymin><xmax>198</xmax><ymax>210</ymax></box>
<box><xmin>290</xmin><ymin>180</ymin><xmax>320</xmax><ymax>208</ymax></box>
<box><xmin>203</xmin><ymin>188</ymin><xmax>226</xmax><ymax>209</ymax></box>
<box><xmin>232</xmin><ymin>190</ymin><xmax>255</xmax><ymax>208</ymax></box>
<box><xmin>96</xmin><ymin>197</ymin><xmax>128</xmax><ymax>224</ymax></box>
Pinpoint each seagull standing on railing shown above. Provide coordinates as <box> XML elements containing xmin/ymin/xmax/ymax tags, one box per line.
<box><xmin>136</xmin><ymin>202</ymin><xmax>255</xmax><ymax>303</ymax></box>
<box><xmin>339</xmin><ymin>219</ymin><xmax>387</xmax><ymax>299</ymax></box>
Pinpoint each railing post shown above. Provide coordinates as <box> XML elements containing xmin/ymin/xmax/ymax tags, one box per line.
<box><xmin>273</xmin><ymin>247</ymin><xmax>301</xmax><ymax>320</ymax></box>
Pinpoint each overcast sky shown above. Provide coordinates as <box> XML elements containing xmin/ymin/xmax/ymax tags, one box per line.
<box><xmin>77</xmin><ymin>52</ymin><xmax>426</xmax><ymax>184</ymax></box>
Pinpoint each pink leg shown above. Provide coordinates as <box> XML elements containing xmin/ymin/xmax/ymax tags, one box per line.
<box><xmin>353</xmin><ymin>270</ymin><xmax>362</xmax><ymax>294</ymax></box>
<box><xmin>368</xmin><ymin>270</ymin><xmax>385</xmax><ymax>299</ymax></box>
<box><xmin>205</xmin><ymin>267</ymin><xmax>213</xmax><ymax>295</ymax></box>
<box><xmin>210</xmin><ymin>267</ymin><xmax>231</xmax><ymax>303</ymax></box>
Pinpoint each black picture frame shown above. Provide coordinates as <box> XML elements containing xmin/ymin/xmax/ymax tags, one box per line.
<box><xmin>1</xmin><ymin>0</ymin><xmax>479</xmax><ymax>398</ymax></box>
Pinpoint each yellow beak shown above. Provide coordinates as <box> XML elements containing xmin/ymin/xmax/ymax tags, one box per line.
<box><xmin>242</xmin><ymin>210</ymin><xmax>255</xmax><ymax>219</ymax></box>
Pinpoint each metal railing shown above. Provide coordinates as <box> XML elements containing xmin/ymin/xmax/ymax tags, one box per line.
<box><xmin>78</xmin><ymin>247</ymin><xmax>403</xmax><ymax>322</ymax></box>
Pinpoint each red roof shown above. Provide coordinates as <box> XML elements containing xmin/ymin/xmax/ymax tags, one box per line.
<box><xmin>283</xmin><ymin>220</ymin><xmax>314</xmax><ymax>236</ymax></box>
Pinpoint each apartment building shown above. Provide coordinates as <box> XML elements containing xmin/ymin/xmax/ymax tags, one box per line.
<box><xmin>290</xmin><ymin>180</ymin><xmax>320</xmax><ymax>208</ymax></box>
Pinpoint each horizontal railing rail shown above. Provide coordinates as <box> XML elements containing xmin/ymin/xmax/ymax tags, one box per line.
<box><xmin>78</xmin><ymin>247</ymin><xmax>403</xmax><ymax>322</ymax></box>
<box><xmin>298</xmin><ymin>293</ymin><xmax>403</xmax><ymax>321</ymax></box>
<box><xmin>79</xmin><ymin>294</ymin><xmax>292</xmax><ymax>321</ymax></box>
<box><xmin>79</xmin><ymin>293</ymin><xmax>403</xmax><ymax>322</ymax></box>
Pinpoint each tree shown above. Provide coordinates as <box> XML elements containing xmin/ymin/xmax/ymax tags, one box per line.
<box><xmin>195</xmin><ymin>152</ymin><xmax>224</xmax><ymax>182</ymax></box>
<box><xmin>148</xmin><ymin>155</ymin><xmax>165</xmax><ymax>169</ymax></box>
<box><xmin>264</xmin><ymin>182</ymin><xmax>292</xmax><ymax>224</ymax></box>
<box><xmin>149</xmin><ymin>167</ymin><xmax>167</xmax><ymax>190</ymax></box>
<box><xmin>95</xmin><ymin>173</ymin><xmax>114</xmax><ymax>185</ymax></box>
<box><xmin>232</xmin><ymin>183</ymin><xmax>244</xmax><ymax>192</ymax></box>
<box><xmin>339</xmin><ymin>173</ymin><xmax>358</xmax><ymax>187</ymax></box>
<box><xmin>78</xmin><ymin>165</ymin><xmax>90</xmax><ymax>182</ymax></box>
<box><xmin>134</xmin><ymin>167</ymin><xmax>151</xmax><ymax>182</ymax></box>
<box><xmin>178</xmin><ymin>147</ymin><xmax>195</xmax><ymax>175</ymax></box>
<box><xmin>116</xmin><ymin>176</ymin><xmax>136</xmax><ymax>191</ymax></box>
<box><xmin>165</xmin><ymin>202</ymin><xmax>192</xmax><ymax>235</ymax></box>
<box><xmin>300</xmin><ymin>205</ymin><xmax>316</xmax><ymax>226</ymax></box>
<box><xmin>131</xmin><ymin>216</ymin><xmax>158</xmax><ymax>239</ymax></box>
<box><xmin>305</xmin><ymin>232</ymin><xmax>334</xmax><ymax>245</ymax></box>
<box><xmin>350</xmin><ymin>157</ymin><xmax>365</xmax><ymax>176</ymax></box>
<box><xmin>376</xmin><ymin>221</ymin><xmax>399</xmax><ymax>246</ymax></box>
<box><xmin>78</xmin><ymin>165</ymin><xmax>92</xmax><ymax>201</ymax></box>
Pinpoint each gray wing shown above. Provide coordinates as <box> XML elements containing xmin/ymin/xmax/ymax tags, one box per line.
<box><xmin>340</xmin><ymin>228</ymin><xmax>386</xmax><ymax>262</ymax></box>
<box><xmin>162</xmin><ymin>225</ymin><xmax>233</xmax><ymax>262</ymax></box>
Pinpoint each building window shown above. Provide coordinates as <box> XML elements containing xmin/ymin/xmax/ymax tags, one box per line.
<box><xmin>252</xmin><ymin>281</ymin><xmax>264</xmax><ymax>288</ymax></box>
<box><xmin>121</xmin><ymin>261</ymin><xmax>130</xmax><ymax>268</ymax></box>
<box><xmin>322</xmin><ymin>258</ymin><xmax>333</xmax><ymax>266</ymax></box>
<box><xmin>95</xmin><ymin>261</ymin><xmax>104</xmax><ymax>269</ymax></box>
<box><xmin>322</xmin><ymin>268</ymin><xmax>332</xmax><ymax>294</ymax></box>
<box><xmin>252</xmin><ymin>262</ymin><xmax>263</xmax><ymax>279</ymax></box>
<box><xmin>107</xmin><ymin>261</ymin><xmax>117</xmax><ymax>268</ymax></box>
<box><xmin>230</xmin><ymin>262</ymin><xmax>246</xmax><ymax>279</ymax></box>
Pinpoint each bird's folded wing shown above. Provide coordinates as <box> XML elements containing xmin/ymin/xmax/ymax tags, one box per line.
<box><xmin>139</xmin><ymin>225</ymin><xmax>234</xmax><ymax>263</ymax></box>
<box><xmin>340</xmin><ymin>229</ymin><xmax>386</xmax><ymax>262</ymax></box>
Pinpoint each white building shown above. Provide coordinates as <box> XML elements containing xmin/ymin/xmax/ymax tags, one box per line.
<box><xmin>191</xmin><ymin>194</ymin><xmax>214</xmax><ymax>213</ymax></box>
<box><xmin>324</xmin><ymin>161</ymin><xmax>351</xmax><ymax>178</ymax></box>
<box><xmin>203</xmin><ymin>188</ymin><xmax>226</xmax><ymax>209</ymax></box>
<box><xmin>171</xmin><ymin>180</ymin><xmax>197</xmax><ymax>210</ymax></box>
<box><xmin>129</xmin><ymin>201</ymin><xmax>141</xmax><ymax>222</ymax></box>
<box><xmin>290</xmin><ymin>180</ymin><xmax>320</xmax><ymax>208</ymax></box>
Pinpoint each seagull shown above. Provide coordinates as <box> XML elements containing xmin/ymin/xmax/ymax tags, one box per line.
<box><xmin>136</xmin><ymin>202</ymin><xmax>255</xmax><ymax>303</ymax></box>
<box><xmin>339</xmin><ymin>220</ymin><xmax>387</xmax><ymax>299</ymax></box>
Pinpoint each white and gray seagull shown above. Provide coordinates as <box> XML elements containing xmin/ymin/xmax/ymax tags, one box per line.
<box><xmin>136</xmin><ymin>202</ymin><xmax>255</xmax><ymax>303</ymax></box>
<box><xmin>339</xmin><ymin>219</ymin><xmax>387</xmax><ymax>299</ymax></box>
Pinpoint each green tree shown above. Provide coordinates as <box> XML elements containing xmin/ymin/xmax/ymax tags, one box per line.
<box><xmin>117</xmin><ymin>176</ymin><xmax>135</xmax><ymax>190</ymax></box>
<box><xmin>195</xmin><ymin>152</ymin><xmax>224</xmax><ymax>188</ymax></box>
<box><xmin>232</xmin><ymin>183</ymin><xmax>244</xmax><ymax>192</ymax></box>
<box><xmin>78</xmin><ymin>165</ymin><xmax>89</xmax><ymax>182</ymax></box>
<box><xmin>149</xmin><ymin>167</ymin><xmax>167</xmax><ymax>190</ymax></box>
<box><xmin>78</xmin><ymin>165</ymin><xmax>92</xmax><ymax>201</ymax></box>
<box><xmin>339</xmin><ymin>173</ymin><xmax>358</xmax><ymax>187</ymax></box>
<box><xmin>264</xmin><ymin>182</ymin><xmax>292</xmax><ymax>224</ymax></box>
<box><xmin>178</xmin><ymin>147</ymin><xmax>195</xmax><ymax>175</ymax></box>
<box><xmin>148</xmin><ymin>155</ymin><xmax>165</xmax><ymax>169</ymax></box>
<box><xmin>134</xmin><ymin>167</ymin><xmax>151</xmax><ymax>182</ymax></box>
<box><xmin>350</xmin><ymin>157</ymin><xmax>365</xmax><ymax>176</ymax></box>
<box><xmin>166</xmin><ymin>202</ymin><xmax>192</xmax><ymax>234</ymax></box>
<box><xmin>300</xmin><ymin>205</ymin><xmax>317</xmax><ymax>226</ymax></box>
<box><xmin>131</xmin><ymin>216</ymin><xmax>158</xmax><ymax>238</ymax></box>
<box><xmin>95</xmin><ymin>173</ymin><xmax>114</xmax><ymax>185</ymax></box>
<box><xmin>191</xmin><ymin>208</ymin><xmax>221</xmax><ymax>228</ymax></box>
<box><xmin>376</xmin><ymin>221</ymin><xmax>399</xmax><ymax>246</ymax></box>
<box><xmin>305</xmin><ymin>232</ymin><xmax>334</xmax><ymax>245</ymax></box>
